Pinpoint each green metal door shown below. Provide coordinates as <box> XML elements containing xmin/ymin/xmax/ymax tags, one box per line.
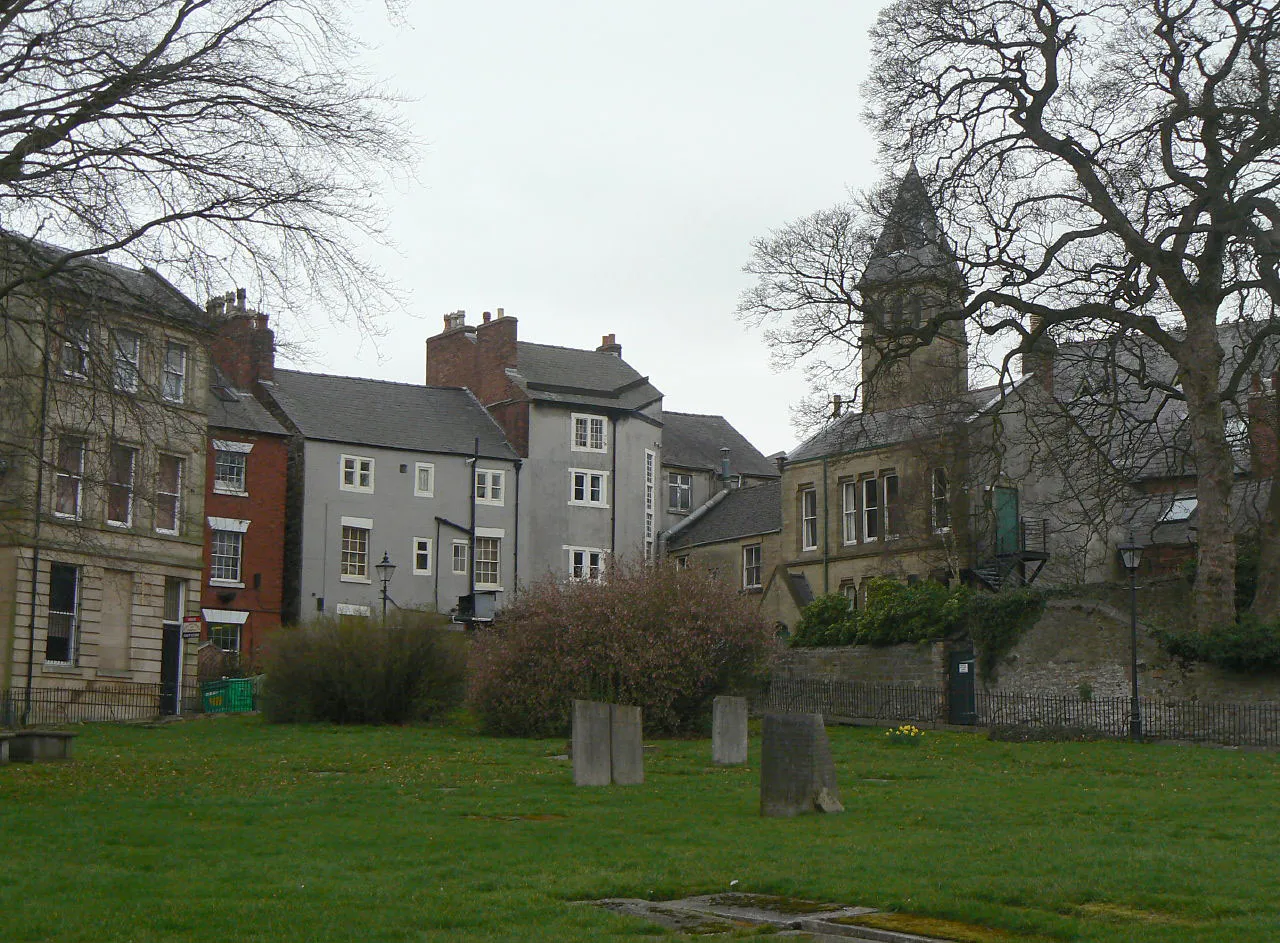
<box><xmin>994</xmin><ymin>486</ymin><xmax>1020</xmax><ymax>555</ymax></box>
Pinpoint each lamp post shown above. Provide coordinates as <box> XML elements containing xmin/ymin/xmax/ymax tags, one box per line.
<box><xmin>375</xmin><ymin>551</ymin><xmax>396</xmax><ymax>622</ymax></box>
<box><xmin>1117</xmin><ymin>539</ymin><xmax>1144</xmax><ymax>740</ymax></box>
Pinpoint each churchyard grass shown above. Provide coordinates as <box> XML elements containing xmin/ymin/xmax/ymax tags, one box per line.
<box><xmin>1</xmin><ymin>716</ymin><xmax>1276</xmax><ymax>942</ymax></box>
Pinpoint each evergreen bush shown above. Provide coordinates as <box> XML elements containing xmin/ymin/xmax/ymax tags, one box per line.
<box><xmin>260</xmin><ymin>611</ymin><xmax>465</xmax><ymax>724</ymax></box>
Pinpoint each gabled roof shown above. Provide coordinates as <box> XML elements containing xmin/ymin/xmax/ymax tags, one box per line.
<box><xmin>511</xmin><ymin>340</ymin><xmax>662</xmax><ymax>411</ymax></box>
<box><xmin>1</xmin><ymin>234</ymin><xmax>209</xmax><ymax>330</ymax></box>
<box><xmin>208</xmin><ymin>367</ymin><xmax>288</xmax><ymax>437</ymax></box>
<box><xmin>787</xmin><ymin>381</ymin><xmax>1016</xmax><ymax>464</ymax></box>
<box><xmin>661</xmin><ymin>411</ymin><xmax>779</xmax><ymax>478</ymax></box>
<box><xmin>667</xmin><ymin>480</ymin><xmax>781</xmax><ymax>550</ymax></box>
<box><xmin>265</xmin><ymin>369</ymin><xmax>518</xmax><ymax>460</ymax></box>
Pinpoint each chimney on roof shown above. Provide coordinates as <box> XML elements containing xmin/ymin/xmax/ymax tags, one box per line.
<box><xmin>597</xmin><ymin>333</ymin><xmax>622</xmax><ymax>357</ymax></box>
<box><xmin>482</xmin><ymin>311</ymin><xmax>492</xmax><ymax>323</ymax></box>
<box><xmin>1021</xmin><ymin>312</ymin><xmax>1057</xmax><ymax>394</ymax></box>
<box><xmin>720</xmin><ymin>447</ymin><xmax>732</xmax><ymax>489</ymax></box>
<box><xmin>831</xmin><ymin>394</ymin><xmax>844</xmax><ymax>419</ymax></box>
<box><xmin>442</xmin><ymin>310</ymin><xmax>466</xmax><ymax>332</ymax></box>
<box><xmin>774</xmin><ymin>452</ymin><xmax>787</xmax><ymax>475</ymax></box>
<box><xmin>208</xmin><ymin>287</ymin><xmax>274</xmax><ymax>389</ymax></box>
<box><xmin>1248</xmin><ymin>371</ymin><xmax>1279</xmax><ymax>478</ymax></box>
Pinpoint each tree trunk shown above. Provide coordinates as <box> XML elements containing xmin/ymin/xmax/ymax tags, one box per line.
<box><xmin>1250</xmin><ymin>475</ymin><xmax>1280</xmax><ymax>621</ymax></box>
<box><xmin>1180</xmin><ymin>322</ymin><xmax>1237</xmax><ymax>633</ymax></box>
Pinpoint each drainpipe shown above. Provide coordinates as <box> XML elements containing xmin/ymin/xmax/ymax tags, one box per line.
<box><xmin>21</xmin><ymin>296</ymin><xmax>55</xmax><ymax>724</ymax></box>
<box><xmin>469</xmin><ymin>437</ymin><xmax>478</xmax><ymax>604</ymax></box>
<box><xmin>821</xmin><ymin>454</ymin><xmax>830</xmax><ymax>595</ymax></box>
<box><xmin>512</xmin><ymin>459</ymin><xmax>522</xmax><ymax>595</ymax></box>
<box><xmin>432</xmin><ymin>516</ymin><xmax>441</xmax><ymax>610</ymax></box>
<box><xmin>609</xmin><ymin>415</ymin><xmax>618</xmax><ymax>555</ymax></box>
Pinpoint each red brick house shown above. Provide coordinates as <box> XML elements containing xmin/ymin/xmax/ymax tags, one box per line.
<box><xmin>201</xmin><ymin>291</ymin><xmax>289</xmax><ymax>661</ymax></box>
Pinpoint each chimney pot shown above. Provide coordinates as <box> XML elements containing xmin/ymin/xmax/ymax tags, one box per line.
<box><xmin>496</xmin><ymin>307</ymin><xmax>505</xmax><ymax>319</ymax></box>
<box><xmin>482</xmin><ymin>311</ymin><xmax>492</xmax><ymax>323</ymax></box>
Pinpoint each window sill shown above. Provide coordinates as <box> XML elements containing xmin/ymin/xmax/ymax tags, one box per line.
<box><xmin>570</xmin><ymin>447</ymin><xmax>608</xmax><ymax>454</ymax></box>
<box><xmin>155</xmin><ymin>528</ymin><xmax>181</xmax><ymax>537</ymax></box>
<box><xmin>475</xmin><ymin>584</ymin><xmax>503</xmax><ymax>592</ymax></box>
<box><xmin>568</xmin><ymin>501</ymin><xmax>610</xmax><ymax>509</ymax></box>
<box><xmin>413</xmin><ymin>492</ymin><xmax>435</xmax><ymax>499</ymax></box>
<box><xmin>105</xmin><ymin>520</ymin><xmax>133</xmax><ymax>530</ymax></box>
<box><xmin>42</xmin><ymin>665</ymin><xmax>82</xmax><ymax>675</ymax></box>
<box><xmin>52</xmin><ymin>512</ymin><xmax>82</xmax><ymax>522</ymax></box>
<box><xmin>743</xmin><ymin>586</ymin><xmax>763</xmax><ymax>594</ymax></box>
<box><xmin>667</xmin><ymin>508</ymin><xmax>690</xmax><ymax>515</ymax></box>
<box><xmin>339</xmin><ymin>575</ymin><xmax>371</xmax><ymax>584</ymax></box>
<box><xmin>339</xmin><ymin>486</ymin><xmax>375</xmax><ymax>495</ymax></box>
<box><xmin>209</xmin><ymin>579</ymin><xmax>245</xmax><ymax>589</ymax></box>
<box><xmin>475</xmin><ymin>500</ymin><xmax>505</xmax><ymax>507</ymax></box>
<box><xmin>213</xmin><ymin>486</ymin><xmax>249</xmax><ymax>498</ymax></box>
<box><xmin>96</xmin><ymin>670</ymin><xmax>133</xmax><ymax>679</ymax></box>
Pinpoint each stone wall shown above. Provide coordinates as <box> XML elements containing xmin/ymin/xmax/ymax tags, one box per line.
<box><xmin>775</xmin><ymin>589</ymin><xmax>1280</xmax><ymax>705</ymax></box>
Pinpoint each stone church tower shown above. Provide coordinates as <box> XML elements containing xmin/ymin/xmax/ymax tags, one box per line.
<box><xmin>859</xmin><ymin>167</ymin><xmax>969</xmax><ymax>412</ymax></box>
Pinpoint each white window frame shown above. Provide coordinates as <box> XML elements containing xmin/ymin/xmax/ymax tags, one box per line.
<box><xmin>842</xmin><ymin>480</ymin><xmax>858</xmax><ymax>544</ymax></box>
<box><xmin>861</xmin><ymin>476</ymin><xmax>880</xmax><ymax>543</ymax></box>
<box><xmin>883</xmin><ymin>471</ymin><xmax>902</xmax><ymax>539</ymax></box>
<box><xmin>451</xmin><ymin>540</ymin><xmax>469</xmax><ymax>574</ymax></box>
<box><xmin>162</xmin><ymin>341</ymin><xmax>188</xmax><ymax>403</ymax></box>
<box><xmin>644</xmin><ymin>449</ymin><xmax>656</xmax><ymax>560</ymax></box>
<box><xmin>474</xmin><ymin>531</ymin><xmax>502</xmax><ymax>589</ymax></box>
<box><xmin>45</xmin><ymin>562</ymin><xmax>80</xmax><ymax>666</ymax></box>
<box><xmin>800</xmin><ymin>487</ymin><xmax>818</xmax><ymax>551</ymax></box>
<box><xmin>566</xmin><ymin>546</ymin><xmax>605</xmax><ymax>581</ymax></box>
<box><xmin>53</xmin><ymin>436</ymin><xmax>85</xmax><ymax>520</ymax></box>
<box><xmin>339</xmin><ymin>516</ymin><xmax>372</xmax><ymax>582</ymax></box>
<box><xmin>340</xmin><ymin>454</ymin><xmax>374</xmax><ymax>493</ymax></box>
<box><xmin>208</xmin><ymin>623</ymin><xmax>241</xmax><ymax>654</ymax></box>
<box><xmin>569</xmin><ymin>469</ymin><xmax>609</xmax><ymax>507</ymax></box>
<box><xmin>413</xmin><ymin>537</ymin><xmax>432</xmax><ymax>575</ymax></box>
<box><xmin>60</xmin><ymin>318</ymin><xmax>90</xmax><ymax>379</ymax></box>
<box><xmin>743</xmin><ymin>543</ymin><xmax>762</xmax><ymax>590</ymax></box>
<box><xmin>475</xmin><ymin>468</ymin><xmax>505</xmax><ymax>506</ymax></box>
<box><xmin>112</xmin><ymin>329</ymin><xmax>141</xmax><ymax>392</ymax></box>
<box><xmin>571</xmin><ymin>413</ymin><xmax>608</xmax><ymax>452</ymax></box>
<box><xmin>931</xmin><ymin>468</ymin><xmax>951</xmax><ymax>533</ymax></box>
<box><xmin>106</xmin><ymin>443</ymin><xmax>138</xmax><ymax>527</ymax></box>
<box><xmin>155</xmin><ymin>454</ymin><xmax>184</xmax><ymax>535</ymax></box>
<box><xmin>210</xmin><ymin>530</ymin><xmax>245</xmax><ymax>586</ymax></box>
<box><xmin>667</xmin><ymin>471</ymin><xmax>692</xmax><ymax>512</ymax></box>
<box><xmin>213</xmin><ymin>448</ymin><xmax>249</xmax><ymax>495</ymax></box>
<box><xmin>414</xmin><ymin>462</ymin><xmax>435</xmax><ymax>497</ymax></box>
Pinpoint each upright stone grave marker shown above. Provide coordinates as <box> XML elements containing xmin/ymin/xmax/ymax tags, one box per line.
<box><xmin>760</xmin><ymin>712</ymin><xmax>843</xmax><ymax>817</ymax></box>
<box><xmin>610</xmin><ymin>704</ymin><xmax>644</xmax><ymax>785</ymax></box>
<box><xmin>712</xmin><ymin>695</ymin><xmax>748</xmax><ymax>765</ymax></box>
<box><xmin>572</xmin><ymin>699</ymin><xmax>612</xmax><ymax>786</ymax></box>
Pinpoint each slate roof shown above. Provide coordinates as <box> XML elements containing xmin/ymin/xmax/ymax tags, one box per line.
<box><xmin>1123</xmin><ymin>479</ymin><xmax>1270</xmax><ymax>547</ymax></box>
<box><xmin>1051</xmin><ymin>321</ymin><xmax>1280</xmax><ymax>482</ymax></box>
<box><xmin>510</xmin><ymin>341</ymin><xmax>662</xmax><ymax>411</ymax></box>
<box><xmin>661</xmin><ymin>412</ymin><xmax>779</xmax><ymax>478</ymax></box>
<box><xmin>208</xmin><ymin>367</ymin><xmax>288</xmax><ymax>437</ymax></box>
<box><xmin>787</xmin><ymin>381</ymin><xmax>1015</xmax><ymax>464</ymax></box>
<box><xmin>667</xmin><ymin>480</ymin><xmax>781</xmax><ymax>550</ymax></box>
<box><xmin>265</xmin><ymin>369</ymin><xmax>518</xmax><ymax>460</ymax></box>
<box><xmin>1</xmin><ymin>234</ymin><xmax>209</xmax><ymax>329</ymax></box>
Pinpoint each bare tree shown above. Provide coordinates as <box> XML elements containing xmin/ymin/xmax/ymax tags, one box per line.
<box><xmin>742</xmin><ymin>0</ymin><xmax>1280</xmax><ymax>632</ymax></box>
<box><xmin>0</xmin><ymin>0</ymin><xmax>407</xmax><ymax>315</ymax></box>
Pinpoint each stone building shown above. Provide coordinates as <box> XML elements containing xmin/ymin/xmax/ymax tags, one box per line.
<box><xmin>0</xmin><ymin>239</ymin><xmax>210</xmax><ymax>715</ymax></box>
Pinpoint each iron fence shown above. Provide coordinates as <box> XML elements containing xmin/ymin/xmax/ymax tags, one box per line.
<box><xmin>1</xmin><ymin>683</ymin><xmax>201</xmax><ymax>727</ymax></box>
<box><xmin>753</xmin><ymin>678</ymin><xmax>1280</xmax><ymax>747</ymax></box>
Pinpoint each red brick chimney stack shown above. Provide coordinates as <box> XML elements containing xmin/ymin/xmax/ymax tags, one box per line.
<box><xmin>1248</xmin><ymin>371</ymin><xmax>1279</xmax><ymax>478</ymax></box>
<box><xmin>597</xmin><ymin>333</ymin><xmax>622</xmax><ymax>357</ymax></box>
<box><xmin>207</xmin><ymin>288</ymin><xmax>275</xmax><ymax>390</ymax></box>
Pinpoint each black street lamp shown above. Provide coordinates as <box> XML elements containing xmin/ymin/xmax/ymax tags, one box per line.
<box><xmin>375</xmin><ymin>551</ymin><xmax>396</xmax><ymax>622</ymax></box>
<box><xmin>1117</xmin><ymin>539</ymin><xmax>1144</xmax><ymax>740</ymax></box>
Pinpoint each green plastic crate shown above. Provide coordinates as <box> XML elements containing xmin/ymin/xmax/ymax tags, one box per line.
<box><xmin>201</xmin><ymin>678</ymin><xmax>255</xmax><ymax>714</ymax></box>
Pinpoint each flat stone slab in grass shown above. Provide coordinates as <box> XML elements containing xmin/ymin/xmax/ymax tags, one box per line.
<box><xmin>586</xmin><ymin>893</ymin><xmax>1030</xmax><ymax>941</ymax></box>
<box><xmin>8</xmin><ymin>730</ymin><xmax>75</xmax><ymax>762</ymax></box>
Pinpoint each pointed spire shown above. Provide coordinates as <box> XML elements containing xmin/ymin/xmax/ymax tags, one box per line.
<box><xmin>861</xmin><ymin>166</ymin><xmax>964</xmax><ymax>288</ymax></box>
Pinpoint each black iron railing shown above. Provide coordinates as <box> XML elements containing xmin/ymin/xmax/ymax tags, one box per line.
<box><xmin>1</xmin><ymin>683</ymin><xmax>201</xmax><ymax>727</ymax></box>
<box><xmin>1021</xmin><ymin>518</ymin><xmax>1048</xmax><ymax>554</ymax></box>
<box><xmin>753</xmin><ymin>679</ymin><xmax>1280</xmax><ymax>747</ymax></box>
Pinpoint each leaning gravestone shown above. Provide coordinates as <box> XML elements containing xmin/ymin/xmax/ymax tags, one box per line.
<box><xmin>609</xmin><ymin>704</ymin><xmax>644</xmax><ymax>785</ymax></box>
<box><xmin>760</xmin><ymin>712</ymin><xmax>844</xmax><ymax>817</ymax></box>
<box><xmin>712</xmin><ymin>695</ymin><xmax>749</xmax><ymax>765</ymax></box>
<box><xmin>572</xmin><ymin>699</ymin><xmax>613</xmax><ymax>786</ymax></box>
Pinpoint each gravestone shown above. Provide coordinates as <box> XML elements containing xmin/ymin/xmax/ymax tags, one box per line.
<box><xmin>572</xmin><ymin>700</ymin><xmax>612</xmax><ymax>786</ymax></box>
<box><xmin>609</xmin><ymin>704</ymin><xmax>644</xmax><ymax>785</ymax></box>
<box><xmin>760</xmin><ymin>712</ymin><xmax>843</xmax><ymax>817</ymax></box>
<box><xmin>0</xmin><ymin>733</ymin><xmax>10</xmax><ymax>763</ymax></box>
<box><xmin>712</xmin><ymin>695</ymin><xmax>749</xmax><ymax>765</ymax></box>
<box><xmin>8</xmin><ymin>730</ymin><xmax>75</xmax><ymax>762</ymax></box>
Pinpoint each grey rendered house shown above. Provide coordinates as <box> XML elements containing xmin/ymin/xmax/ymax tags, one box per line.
<box><xmin>259</xmin><ymin>369</ymin><xmax>520</xmax><ymax>621</ymax></box>
<box><xmin>426</xmin><ymin>311</ymin><xmax>664</xmax><ymax>582</ymax></box>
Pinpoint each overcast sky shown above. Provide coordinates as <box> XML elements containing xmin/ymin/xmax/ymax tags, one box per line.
<box><xmin>288</xmin><ymin>1</ymin><xmax>887</xmax><ymax>457</ymax></box>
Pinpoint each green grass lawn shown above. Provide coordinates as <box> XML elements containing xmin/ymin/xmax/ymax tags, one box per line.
<box><xmin>1</xmin><ymin>717</ymin><xmax>1277</xmax><ymax>942</ymax></box>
